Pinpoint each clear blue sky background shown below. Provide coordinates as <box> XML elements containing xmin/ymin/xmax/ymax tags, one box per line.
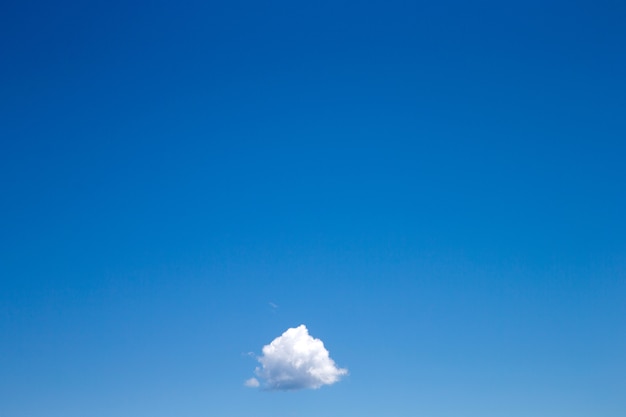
<box><xmin>1</xmin><ymin>1</ymin><xmax>625</xmax><ymax>416</ymax></box>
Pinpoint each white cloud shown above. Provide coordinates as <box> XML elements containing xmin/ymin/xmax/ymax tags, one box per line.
<box><xmin>247</xmin><ymin>324</ymin><xmax>347</xmax><ymax>391</ymax></box>
<box><xmin>244</xmin><ymin>378</ymin><xmax>260</xmax><ymax>387</ymax></box>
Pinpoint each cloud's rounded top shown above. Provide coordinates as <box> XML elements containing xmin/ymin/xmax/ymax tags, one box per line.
<box><xmin>247</xmin><ymin>324</ymin><xmax>347</xmax><ymax>391</ymax></box>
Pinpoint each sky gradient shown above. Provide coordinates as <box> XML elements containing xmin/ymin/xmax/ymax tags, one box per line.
<box><xmin>1</xmin><ymin>1</ymin><xmax>625</xmax><ymax>416</ymax></box>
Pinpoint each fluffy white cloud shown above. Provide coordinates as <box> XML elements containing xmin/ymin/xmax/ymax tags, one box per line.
<box><xmin>247</xmin><ymin>324</ymin><xmax>347</xmax><ymax>391</ymax></box>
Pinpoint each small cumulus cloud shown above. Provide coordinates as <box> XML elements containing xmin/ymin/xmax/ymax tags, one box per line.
<box><xmin>244</xmin><ymin>378</ymin><xmax>260</xmax><ymax>387</ymax></box>
<box><xmin>246</xmin><ymin>324</ymin><xmax>347</xmax><ymax>391</ymax></box>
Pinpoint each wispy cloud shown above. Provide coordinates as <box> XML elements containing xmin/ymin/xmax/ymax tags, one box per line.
<box><xmin>244</xmin><ymin>378</ymin><xmax>260</xmax><ymax>387</ymax></box>
<box><xmin>246</xmin><ymin>324</ymin><xmax>347</xmax><ymax>391</ymax></box>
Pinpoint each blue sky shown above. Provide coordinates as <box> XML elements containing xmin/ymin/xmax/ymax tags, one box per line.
<box><xmin>1</xmin><ymin>0</ymin><xmax>625</xmax><ymax>416</ymax></box>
